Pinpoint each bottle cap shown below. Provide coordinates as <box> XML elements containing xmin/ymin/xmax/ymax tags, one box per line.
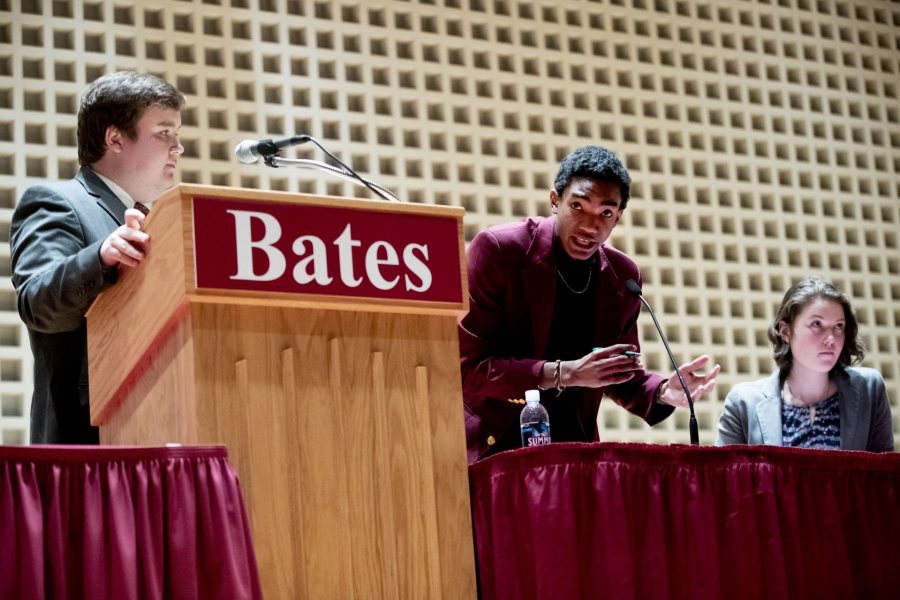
<box><xmin>525</xmin><ymin>389</ymin><xmax>540</xmax><ymax>404</ymax></box>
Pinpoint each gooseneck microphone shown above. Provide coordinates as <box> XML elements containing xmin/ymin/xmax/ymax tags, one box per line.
<box><xmin>625</xmin><ymin>279</ymin><xmax>700</xmax><ymax>445</ymax></box>
<box><xmin>234</xmin><ymin>135</ymin><xmax>311</xmax><ymax>164</ymax></box>
<box><xmin>234</xmin><ymin>134</ymin><xmax>399</xmax><ymax>202</ymax></box>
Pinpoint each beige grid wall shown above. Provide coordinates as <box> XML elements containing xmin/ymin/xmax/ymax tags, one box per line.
<box><xmin>1</xmin><ymin>0</ymin><xmax>897</xmax><ymax>446</ymax></box>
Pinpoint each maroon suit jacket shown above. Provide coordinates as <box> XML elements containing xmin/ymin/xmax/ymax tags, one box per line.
<box><xmin>459</xmin><ymin>216</ymin><xmax>673</xmax><ymax>463</ymax></box>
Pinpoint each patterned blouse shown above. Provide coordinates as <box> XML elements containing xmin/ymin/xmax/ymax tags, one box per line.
<box><xmin>782</xmin><ymin>393</ymin><xmax>840</xmax><ymax>449</ymax></box>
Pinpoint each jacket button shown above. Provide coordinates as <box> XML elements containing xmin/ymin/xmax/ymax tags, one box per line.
<box><xmin>486</xmin><ymin>435</ymin><xmax>496</xmax><ymax>446</ymax></box>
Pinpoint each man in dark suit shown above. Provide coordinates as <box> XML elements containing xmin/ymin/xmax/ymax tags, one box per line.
<box><xmin>459</xmin><ymin>146</ymin><xmax>720</xmax><ymax>463</ymax></box>
<box><xmin>10</xmin><ymin>71</ymin><xmax>185</xmax><ymax>443</ymax></box>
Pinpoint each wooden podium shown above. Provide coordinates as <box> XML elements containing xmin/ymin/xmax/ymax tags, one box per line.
<box><xmin>86</xmin><ymin>185</ymin><xmax>477</xmax><ymax>599</ymax></box>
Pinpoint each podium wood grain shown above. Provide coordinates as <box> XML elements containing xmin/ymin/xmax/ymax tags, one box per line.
<box><xmin>88</xmin><ymin>185</ymin><xmax>476</xmax><ymax>599</ymax></box>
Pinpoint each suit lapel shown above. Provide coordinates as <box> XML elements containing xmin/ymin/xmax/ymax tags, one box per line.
<box><xmin>76</xmin><ymin>167</ymin><xmax>126</xmax><ymax>226</ymax></box>
<box><xmin>523</xmin><ymin>218</ymin><xmax>556</xmax><ymax>357</ymax></box>
<box><xmin>756</xmin><ymin>373</ymin><xmax>783</xmax><ymax>445</ymax></box>
<box><xmin>837</xmin><ymin>374</ymin><xmax>861</xmax><ymax>450</ymax></box>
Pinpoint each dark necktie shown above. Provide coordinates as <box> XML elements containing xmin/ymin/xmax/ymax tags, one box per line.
<box><xmin>134</xmin><ymin>202</ymin><xmax>150</xmax><ymax>216</ymax></box>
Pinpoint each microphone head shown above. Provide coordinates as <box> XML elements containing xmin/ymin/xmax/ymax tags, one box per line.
<box><xmin>625</xmin><ymin>279</ymin><xmax>643</xmax><ymax>296</ymax></box>
<box><xmin>234</xmin><ymin>140</ymin><xmax>261</xmax><ymax>164</ymax></box>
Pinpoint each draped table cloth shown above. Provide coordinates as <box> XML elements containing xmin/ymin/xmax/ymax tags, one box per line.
<box><xmin>0</xmin><ymin>445</ymin><xmax>262</xmax><ymax>599</ymax></box>
<box><xmin>469</xmin><ymin>442</ymin><xmax>900</xmax><ymax>600</ymax></box>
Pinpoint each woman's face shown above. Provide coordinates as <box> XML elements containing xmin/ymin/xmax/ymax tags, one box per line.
<box><xmin>782</xmin><ymin>297</ymin><xmax>846</xmax><ymax>376</ymax></box>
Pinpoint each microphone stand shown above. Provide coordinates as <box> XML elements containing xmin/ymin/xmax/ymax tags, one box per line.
<box><xmin>260</xmin><ymin>135</ymin><xmax>400</xmax><ymax>202</ymax></box>
<box><xmin>268</xmin><ymin>156</ymin><xmax>400</xmax><ymax>202</ymax></box>
<box><xmin>631</xmin><ymin>289</ymin><xmax>700</xmax><ymax>445</ymax></box>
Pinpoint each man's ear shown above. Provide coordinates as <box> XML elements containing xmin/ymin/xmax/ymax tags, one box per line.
<box><xmin>104</xmin><ymin>125</ymin><xmax>124</xmax><ymax>154</ymax></box>
<box><xmin>550</xmin><ymin>189</ymin><xmax>560</xmax><ymax>213</ymax></box>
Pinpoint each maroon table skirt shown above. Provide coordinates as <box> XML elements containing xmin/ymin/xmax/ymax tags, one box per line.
<box><xmin>0</xmin><ymin>445</ymin><xmax>262</xmax><ymax>600</ymax></box>
<box><xmin>470</xmin><ymin>442</ymin><xmax>900</xmax><ymax>600</ymax></box>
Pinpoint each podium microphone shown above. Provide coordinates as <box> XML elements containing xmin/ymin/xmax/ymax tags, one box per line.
<box><xmin>234</xmin><ymin>135</ymin><xmax>311</xmax><ymax>164</ymax></box>
<box><xmin>625</xmin><ymin>279</ymin><xmax>700</xmax><ymax>445</ymax></box>
<box><xmin>236</xmin><ymin>134</ymin><xmax>399</xmax><ymax>202</ymax></box>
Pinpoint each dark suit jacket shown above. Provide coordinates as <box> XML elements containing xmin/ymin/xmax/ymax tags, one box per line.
<box><xmin>716</xmin><ymin>367</ymin><xmax>895</xmax><ymax>452</ymax></box>
<box><xmin>459</xmin><ymin>216</ymin><xmax>673</xmax><ymax>463</ymax></box>
<box><xmin>11</xmin><ymin>168</ymin><xmax>124</xmax><ymax>443</ymax></box>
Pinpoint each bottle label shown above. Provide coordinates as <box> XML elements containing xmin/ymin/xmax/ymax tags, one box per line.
<box><xmin>521</xmin><ymin>423</ymin><xmax>551</xmax><ymax>447</ymax></box>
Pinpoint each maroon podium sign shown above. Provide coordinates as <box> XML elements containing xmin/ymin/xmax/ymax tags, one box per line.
<box><xmin>192</xmin><ymin>196</ymin><xmax>464</xmax><ymax>304</ymax></box>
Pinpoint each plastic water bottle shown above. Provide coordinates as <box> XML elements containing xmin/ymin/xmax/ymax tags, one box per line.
<box><xmin>520</xmin><ymin>389</ymin><xmax>551</xmax><ymax>448</ymax></box>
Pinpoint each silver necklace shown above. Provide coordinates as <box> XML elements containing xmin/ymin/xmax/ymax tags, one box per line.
<box><xmin>557</xmin><ymin>266</ymin><xmax>593</xmax><ymax>294</ymax></box>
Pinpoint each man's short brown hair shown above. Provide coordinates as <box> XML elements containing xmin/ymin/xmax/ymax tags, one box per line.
<box><xmin>77</xmin><ymin>71</ymin><xmax>184</xmax><ymax>166</ymax></box>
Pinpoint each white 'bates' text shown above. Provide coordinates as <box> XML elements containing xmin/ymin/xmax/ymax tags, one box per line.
<box><xmin>226</xmin><ymin>210</ymin><xmax>433</xmax><ymax>292</ymax></box>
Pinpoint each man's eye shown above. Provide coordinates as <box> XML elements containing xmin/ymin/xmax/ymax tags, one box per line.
<box><xmin>571</xmin><ymin>202</ymin><xmax>582</xmax><ymax>211</ymax></box>
<box><xmin>601</xmin><ymin>209</ymin><xmax>614</xmax><ymax>218</ymax></box>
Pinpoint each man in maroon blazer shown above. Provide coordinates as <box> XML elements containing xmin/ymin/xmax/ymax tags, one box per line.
<box><xmin>459</xmin><ymin>146</ymin><xmax>720</xmax><ymax>463</ymax></box>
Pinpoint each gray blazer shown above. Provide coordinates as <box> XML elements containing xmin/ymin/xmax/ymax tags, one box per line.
<box><xmin>716</xmin><ymin>367</ymin><xmax>894</xmax><ymax>452</ymax></box>
<box><xmin>10</xmin><ymin>168</ymin><xmax>125</xmax><ymax>443</ymax></box>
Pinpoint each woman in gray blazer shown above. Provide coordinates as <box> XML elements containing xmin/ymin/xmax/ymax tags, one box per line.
<box><xmin>717</xmin><ymin>277</ymin><xmax>894</xmax><ymax>451</ymax></box>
